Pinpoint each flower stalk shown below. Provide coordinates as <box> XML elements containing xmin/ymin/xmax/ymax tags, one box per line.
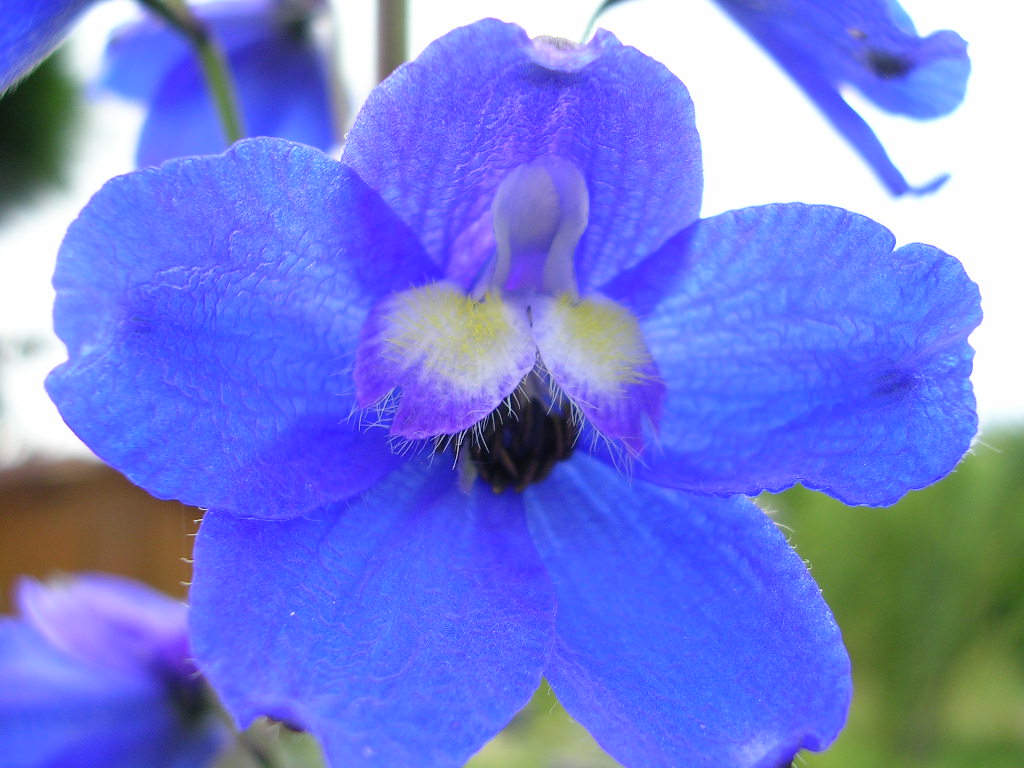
<box><xmin>376</xmin><ymin>0</ymin><xmax>408</xmax><ymax>82</ymax></box>
<box><xmin>137</xmin><ymin>0</ymin><xmax>246</xmax><ymax>144</ymax></box>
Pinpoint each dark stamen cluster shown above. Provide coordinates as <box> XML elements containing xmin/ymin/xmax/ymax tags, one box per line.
<box><xmin>469</xmin><ymin>396</ymin><xmax>579</xmax><ymax>493</ymax></box>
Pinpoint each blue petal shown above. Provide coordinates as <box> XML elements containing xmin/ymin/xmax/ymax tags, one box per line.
<box><xmin>135</xmin><ymin>30</ymin><xmax>333</xmax><ymax>167</ymax></box>
<box><xmin>99</xmin><ymin>2</ymin><xmax>271</xmax><ymax>102</ymax></box>
<box><xmin>0</xmin><ymin>620</ymin><xmax>225</xmax><ymax>768</ymax></box>
<box><xmin>603</xmin><ymin>203</ymin><xmax>980</xmax><ymax>506</ymax></box>
<box><xmin>47</xmin><ymin>138</ymin><xmax>438</xmax><ymax>519</ymax></box>
<box><xmin>343</xmin><ymin>18</ymin><xmax>702</xmax><ymax>290</ymax></box>
<box><xmin>101</xmin><ymin>2</ymin><xmax>333</xmax><ymax>166</ymax></box>
<box><xmin>712</xmin><ymin>0</ymin><xmax>969</xmax><ymax>194</ymax></box>
<box><xmin>715</xmin><ymin>0</ymin><xmax>969</xmax><ymax>117</ymax></box>
<box><xmin>769</xmin><ymin>69</ymin><xmax>948</xmax><ymax>196</ymax></box>
<box><xmin>16</xmin><ymin>574</ymin><xmax>189</xmax><ymax>678</ymax></box>
<box><xmin>524</xmin><ymin>455</ymin><xmax>851</xmax><ymax>768</ymax></box>
<box><xmin>190</xmin><ymin>461</ymin><xmax>555</xmax><ymax>767</ymax></box>
<box><xmin>0</xmin><ymin>0</ymin><xmax>93</xmax><ymax>92</ymax></box>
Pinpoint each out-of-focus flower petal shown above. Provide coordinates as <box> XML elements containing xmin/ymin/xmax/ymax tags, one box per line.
<box><xmin>231</xmin><ymin>29</ymin><xmax>333</xmax><ymax>147</ymax></box>
<box><xmin>766</xmin><ymin>69</ymin><xmax>948</xmax><ymax>196</ymax></box>
<box><xmin>343</xmin><ymin>18</ymin><xmax>703</xmax><ymax>289</ymax></box>
<box><xmin>100</xmin><ymin>0</ymin><xmax>334</xmax><ymax>166</ymax></box>
<box><xmin>603</xmin><ymin>203</ymin><xmax>980</xmax><ymax>505</ymax></box>
<box><xmin>16</xmin><ymin>574</ymin><xmax>187</xmax><ymax>677</ymax></box>
<box><xmin>712</xmin><ymin>0</ymin><xmax>969</xmax><ymax>195</ymax></box>
<box><xmin>0</xmin><ymin>577</ymin><xmax>226</xmax><ymax>768</ymax></box>
<box><xmin>190</xmin><ymin>462</ymin><xmax>555</xmax><ymax>767</ymax></box>
<box><xmin>133</xmin><ymin>28</ymin><xmax>333</xmax><ymax>167</ymax></box>
<box><xmin>524</xmin><ymin>455</ymin><xmax>851</xmax><ymax>768</ymax></box>
<box><xmin>0</xmin><ymin>0</ymin><xmax>94</xmax><ymax>93</ymax></box>
<box><xmin>99</xmin><ymin>1</ymin><xmax>271</xmax><ymax>101</ymax></box>
<box><xmin>714</xmin><ymin>0</ymin><xmax>969</xmax><ymax>118</ymax></box>
<box><xmin>47</xmin><ymin>139</ymin><xmax>437</xmax><ymax>519</ymax></box>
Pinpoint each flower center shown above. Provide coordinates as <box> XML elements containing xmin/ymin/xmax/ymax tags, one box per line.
<box><xmin>354</xmin><ymin>156</ymin><xmax>664</xmax><ymax>487</ymax></box>
<box><xmin>462</xmin><ymin>374</ymin><xmax>579</xmax><ymax>494</ymax></box>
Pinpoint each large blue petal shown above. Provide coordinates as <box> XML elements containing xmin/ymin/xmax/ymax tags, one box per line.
<box><xmin>0</xmin><ymin>620</ymin><xmax>224</xmax><ymax>768</ymax></box>
<box><xmin>0</xmin><ymin>0</ymin><xmax>93</xmax><ymax>93</ymax></box>
<box><xmin>603</xmin><ymin>203</ymin><xmax>980</xmax><ymax>506</ymax></box>
<box><xmin>525</xmin><ymin>455</ymin><xmax>851</xmax><ymax>768</ymax></box>
<box><xmin>343</xmin><ymin>18</ymin><xmax>702</xmax><ymax>290</ymax></box>
<box><xmin>47</xmin><ymin>138</ymin><xmax>438</xmax><ymax>519</ymax></box>
<box><xmin>712</xmin><ymin>0</ymin><xmax>969</xmax><ymax>195</ymax></box>
<box><xmin>190</xmin><ymin>461</ymin><xmax>555</xmax><ymax>767</ymax></box>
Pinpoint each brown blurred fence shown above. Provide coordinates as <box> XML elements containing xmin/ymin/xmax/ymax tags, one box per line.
<box><xmin>0</xmin><ymin>459</ymin><xmax>200</xmax><ymax>611</ymax></box>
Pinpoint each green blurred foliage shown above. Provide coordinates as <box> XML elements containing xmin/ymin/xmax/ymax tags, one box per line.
<box><xmin>772</xmin><ymin>426</ymin><xmax>1024</xmax><ymax>768</ymax></box>
<box><xmin>0</xmin><ymin>51</ymin><xmax>79</xmax><ymax>217</ymax></box>
<box><xmin>469</xmin><ymin>681</ymin><xmax>620</xmax><ymax>768</ymax></box>
<box><xmin>214</xmin><ymin>718</ymin><xmax>327</xmax><ymax>768</ymax></box>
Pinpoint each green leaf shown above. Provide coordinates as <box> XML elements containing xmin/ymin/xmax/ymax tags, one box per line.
<box><xmin>0</xmin><ymin>51</ymin><xmax>79</xmax><ymax>217</ymax></box>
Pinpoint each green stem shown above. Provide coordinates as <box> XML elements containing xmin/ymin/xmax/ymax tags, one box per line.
<box><xmin>239</xmin><ymin>730</ymin><xmax>276</xmax><ymax>768</ymax></box>
<box><xmin>582</xmin><ymin>0</ymin><xmax>635</xmax><ymax>43</ymax></box>
<box><xmin>377</xmin><ymin>0</ymin><xmax>408</xmax><ymax>83</ymax></box>
<box><xmin>137</xmin><ymin>0</ymin><xmax>245</xmax><ymax>144</ymax></box>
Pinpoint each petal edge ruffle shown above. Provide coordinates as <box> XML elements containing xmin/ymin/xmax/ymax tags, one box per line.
<box><xmin>603</xmin><ymin>203</ymin><xmax>981</xmax><ymax>506</ymax></box>
<box><xmin>525</xmin><ymin>456</ymin><xmax>851</xmax><ymax>768</ymax></box>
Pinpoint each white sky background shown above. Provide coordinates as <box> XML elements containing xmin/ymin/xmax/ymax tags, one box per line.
<box><xmin>0</xmin><ymin>0</ymin><xmax>1020</xmax><ymax>464</ymax></box>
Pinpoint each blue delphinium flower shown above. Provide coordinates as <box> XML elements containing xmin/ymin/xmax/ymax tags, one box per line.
<box><xmin>47</xmin><ymin>19</ymin><xmax>981</xmax><ymax>768</ymax></box>
<box><xmin>0</xmin><ymin>573</ymin><xmax>228</xmax><ymax>767</ymax></box>
<box><xmin>99</xmin><ymin>0</ymin><xmax>334</xmax><ymax>166</ymax></box>
<box><xmin>0</xmin><ymin>0</ymin><xmax>96</xmax><ymax>93</ymax></box>
<box><xmin>708</xmin><ymin>0</ymin><xmax>970</xmax><ymax>195</ymax></box>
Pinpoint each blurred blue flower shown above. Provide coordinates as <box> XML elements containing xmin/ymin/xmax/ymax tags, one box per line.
<box><xmin>710</xmin><ymin>0</ymin><xmax>970</xmax><ymax>195</ymax></box>
<box><xmin>100</xmin><ymin>0</ymin><xmax>335</xmax><ymax>166</ymax></box>
<box><xmin>47</xmin><ymin>19</ymin><xmax>980</xmax><ymax>768</ymax></box>
<box><xmin>0</xmin><ymin>573</ymin><xmax>228</xmax><ymax>768</ymax></box>
<box><xmin>0</xmin><ymin>0</ymin><xmax>95</xmax><ymax>93</ymax></box>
